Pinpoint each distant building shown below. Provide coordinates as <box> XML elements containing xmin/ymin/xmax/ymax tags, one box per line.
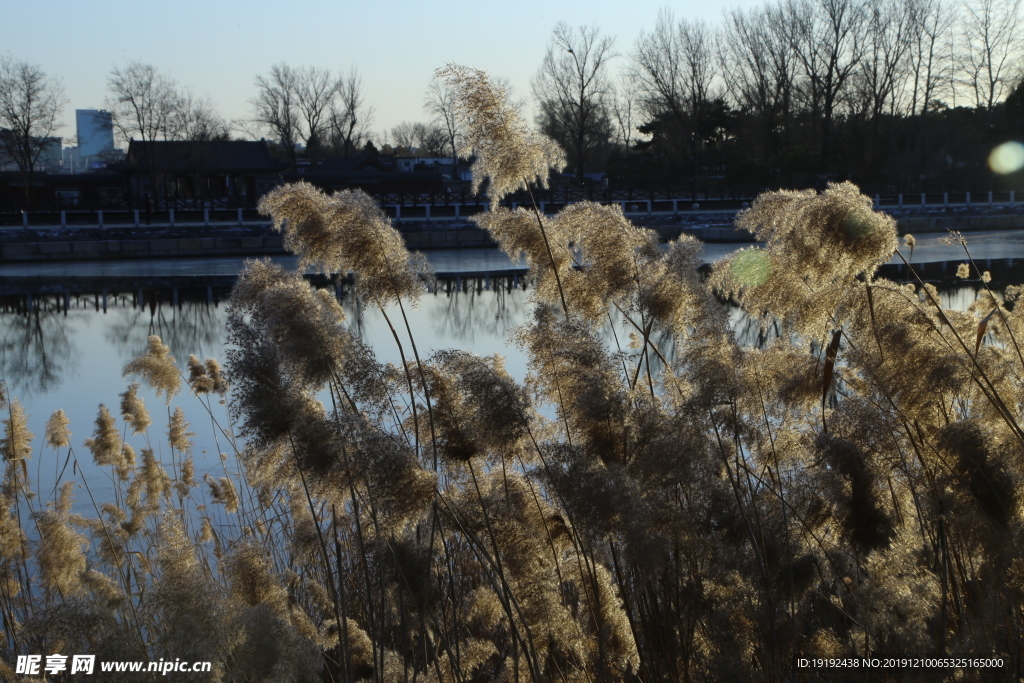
<box><xmin>395</xmin><ymin>156</ymin><xmax>472</xmax><ymax>181</ymax></box>
<box><xmin>76</xmin><ymin>109</ymin><xmax>115</xmax><ymax>169</ymax></box>
<box><xmin>292</xmin><ymin>155</ymin><xmax>445</xmax><ymax>194</ymax></box>
<box><xmin>124</xmin><ymin>139</ymin><xmax>285</xmax><ymax>206</ymax></box>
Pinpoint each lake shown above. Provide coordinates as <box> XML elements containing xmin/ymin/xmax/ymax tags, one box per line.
<box><xmin>1</xmin><ymin>235</ymin><xmax>1019</xmax><ymax>514</ymax></box>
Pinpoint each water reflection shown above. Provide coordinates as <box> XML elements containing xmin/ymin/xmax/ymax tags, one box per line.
<box><xmin>430</xmin><ymin>283</ymin><xmax>529</xmax><ymax>347</ymax></box>
<box><xmin>1</xmin><ymin>278</ymin><xmax>1005</xmax><ymax>396</ymax></box>
<box><xmin>104</xmin><ymin>299</ymin><xmax>224</xmax><ymax>364</ymax></box>
<box><xmin>0</xmin><ymin>275</ymin><xmax>1010</xmax><ymax>520</ymax></box>
<box><xmin>0</xmin><ymin>306</ymin><xmax>75</xmax><ymax>396</ymax></box>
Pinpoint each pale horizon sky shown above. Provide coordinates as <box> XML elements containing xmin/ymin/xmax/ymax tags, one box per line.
<box><xmin>7</xmin><ymin>0</ymin><xmax>764</xmax><ymax>147</ymax></box>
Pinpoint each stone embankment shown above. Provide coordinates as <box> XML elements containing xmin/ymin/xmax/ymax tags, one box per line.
<box><xmin>2</xmin><ymin>210</ymin><xmax>1023</xmax><ymax>263</ymax></box>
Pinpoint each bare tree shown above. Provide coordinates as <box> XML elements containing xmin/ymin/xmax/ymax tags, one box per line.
<box><xmin>250</xmin><ymin>63</ymin><xmax>301</xmax><ymax>165</ymax></box>
<box><xmin>632</xmin><ymin>11</ymin><xmax>718</xmax><ymax>174</ymax></box>
<box><xmin>720</xmin><ymin>5</ymin><xmax>799</xmax><ymax>162</ymax></box>
<box><xmin>959</xmin><ymin>0</ymin><xmax>1023</xmax><ymax>110</ymax></box>
<box><xmin>906</xmin><ymin>0</ymin><xmax>957</xmax><ymax>117</ymax></box>
<box><xmin>848</xmin><ymin>0</ymin><xmax>912</xmax><ymax>164</ymax></box>
<box><xmin>418</xmin><ymin>124</ymin><xmax>448</xmax><ymax>157</ymax></box>
<box><xmin>0</xmin><ymin>56</ymin><xmax>66</xmax><ymax>207</ymax></box>
<box><xmin>390</xmin><ymin>121</ymin><xmax>420</xmax><ymax>151</ymax></box>
<box><xmin>390</xmin><ymin>121</ymin><xmax>447</xmax><ymax>157</ymax></box>
<box><xmin>425</xmin><ymin>79</ymin><xmax>462</xmax><ymax>169</ymax></box>
<box><xmin>107</xmin><ymin>62</ymin><xmax>181</xmax><ymax>146</ymax></box>
<box><xmin>176</xmin><ymin>88</ymin><xmax>229</xmax><ymax>142</ymax></box>
<box><xmin>610</xmin><ymin>81</ymin><xmax>641</xmax><ymax>150</ymax></box>
<box><xmin>327</xmin><ymin>67</ymin><xmax>373</xmax><ymax>158</ymax></box>
<box><xmin>293</xmin><ymin>66</ymin><xmax>340</xmax><ymax>158</ymax></box>
<box><xmin>783</xmin><ymin>0</ymin><xmax>866</xmax><ymax>175</ymax></box>
<box><xmin>533</xmin><ymin>23</ymin><xmax>616</xmax><ymax>180</ymax></box>
<box><xmin>107</xmin><ymin>62</ymin><xmax>183</xmax><ymax>205</ymax></box>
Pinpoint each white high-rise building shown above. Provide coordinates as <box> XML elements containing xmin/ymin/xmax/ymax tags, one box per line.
<box><xmin>76</xmin><ymin>109</ymin><xmax>114</xmax><ymax>168</ymax></box>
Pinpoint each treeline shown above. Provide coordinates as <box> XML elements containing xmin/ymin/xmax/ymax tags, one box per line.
<box><xmin>4</xmin><ymin>0</ymin><xmax>1024</xmax><ymax>194</ymax></box>
<box><xmin>537</xmin><ymin>0</ymin><xmax>1024</xmax><ymax>191</ymax></box>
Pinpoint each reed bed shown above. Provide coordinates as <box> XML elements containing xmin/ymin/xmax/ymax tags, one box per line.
<box><xmin>2</xmin><ymin>65</ymin><xmax>1024</xmax><ymax>682</ymax></box>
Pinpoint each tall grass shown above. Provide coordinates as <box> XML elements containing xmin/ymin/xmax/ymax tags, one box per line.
<box><xmin>2</xmin><ymin>65</ymin><xmax>1024</xmax><ymax>681</ymax></box>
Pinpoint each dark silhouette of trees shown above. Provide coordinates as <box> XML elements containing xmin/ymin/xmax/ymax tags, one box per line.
<box><xmin>250</xmin><ymin>64</ymin><xmax>372</xmax><ymax>164</ymax></box>
<box><xmin>533</xmin><ymin>23</ymin><xmax>617</xmax><ymax>180</ymax></box>
<box><xmin>631</xmin><ymin>11</ymin><xmax>720</xmax><ymax>180</ymax></box>
<box><xmin>390</xmin><ymin>121</ymin><xmax>448</xmax><ymax>157</ymax></box>
<box><xmin>425</xmin><ymin>79</ymin><xmax>463</xmax><ymax>171</ymax></box>
<box><xmin>0</xmin><ymin>56</ymin><xmax>67</xmax><ymax>208</ymax></box>
<box><xmin>327</xmin><ymin>68</ymin><xmax>373</xmax><ymax>158</ymax></box>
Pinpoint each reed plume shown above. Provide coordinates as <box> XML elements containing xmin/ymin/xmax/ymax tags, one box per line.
<box><xmin>258</xmin><ymin>182</ymin><xmax>429</xmax><ymax>305</ymax></box>
<box><xmin>1</xmin><ymin>400</ymin><xmax>32</xmax><ymax>462</ymax></box>
<box><xmin>123</xmin><ymin>335</ymin><xmax>181</xmax><ymax>401</ymax></box>
<box><xmin>437</xmin><ymin>64</ymin><xmax>565</xmax><ymax>205</ymax></box>
<box><xmin>9</xmin><ymin>64</ymin><xmax>1024</xmax><ymax>683</ymax></box>
<box><xmin>43</xmin><ymin>409</ymin><xmax>70</xmax><ymax>449</ymax></box>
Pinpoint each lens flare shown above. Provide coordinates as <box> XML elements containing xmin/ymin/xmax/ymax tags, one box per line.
<box><xmin>988</xmin><ymin>141</ymin><xmax>1024</xmax><ymax>174</ymax></box>
<box><xmin>731</xmin><ymin>248</ymin><xmax>772</xmax><ymax>287</ymax></box>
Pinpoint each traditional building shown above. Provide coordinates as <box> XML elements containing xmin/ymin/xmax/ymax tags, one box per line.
<box><xmin>124</xmin><ymin>139</ymin><xmax>285</xmax><ymax>208</ymax></box>
<box><xmin>290</xmin><ymin>155</ymin><xmax>445</xmax><ymax>194</ymax></box>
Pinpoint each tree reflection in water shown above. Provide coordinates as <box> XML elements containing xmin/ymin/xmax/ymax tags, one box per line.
<box><xmin>432</xmin><ymin>279</ymin><xmax>530</xmax><ymax>346</ymax></box>
<box><xmin>104</xmin><ymin>295</ymin><xmax>224</xmax><ymax>364</ymax></box>
<box><xmin>0</xmin><ymin>299</ymin><xmax>75</xmax><ymax>396</ymax></box>
<box><xmin>0</xmin><ymin>279</ymin><xmax>994</xmax><ymax>408</ymax></box>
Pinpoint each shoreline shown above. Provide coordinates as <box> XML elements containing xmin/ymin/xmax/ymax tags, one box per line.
<box><xmin>2</xmin><ymin>209</ymin><xmax>1024</xmax><ymax>264</ymax></box>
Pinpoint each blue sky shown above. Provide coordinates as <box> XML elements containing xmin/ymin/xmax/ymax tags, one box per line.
<box><xmin>7</xmin><ymin>0</ymin><xmax>763</xmax><ymax>144</ymax></box>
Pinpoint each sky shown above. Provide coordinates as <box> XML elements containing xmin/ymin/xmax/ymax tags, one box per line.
<box><xmin>6</xmin><ymin>0</ymin><xmax>764</xmax><ymax>146</ymax></box>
